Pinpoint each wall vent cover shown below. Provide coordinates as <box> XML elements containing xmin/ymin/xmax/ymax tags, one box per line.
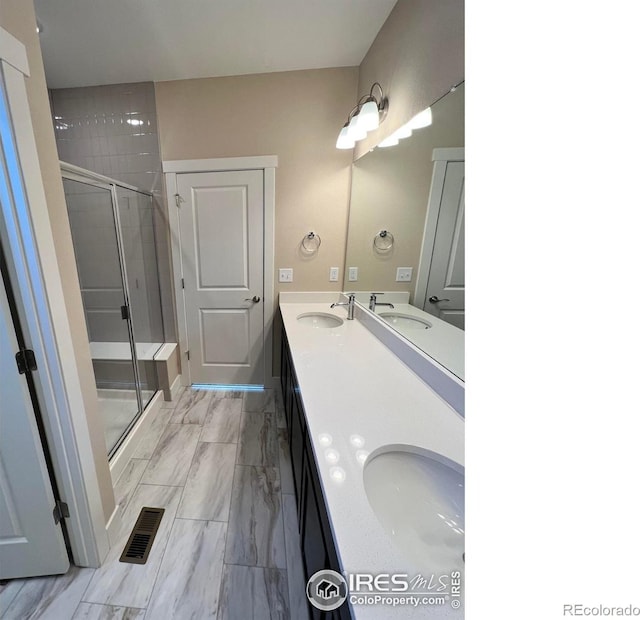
<box><xmin>119</xmin><ymin>507</ymin><xmax>165</xmax><ymax>564</ymax></box>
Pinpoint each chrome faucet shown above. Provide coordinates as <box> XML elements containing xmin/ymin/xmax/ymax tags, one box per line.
<box><xmin>331</xmin><ymin>293</ymin><xmax>356</xmax><ymax>320</ymax></box>
<box><xmin>369</xmin><ymin>293</ymin><xmax>394</xmax><ymax>312</ymax></box>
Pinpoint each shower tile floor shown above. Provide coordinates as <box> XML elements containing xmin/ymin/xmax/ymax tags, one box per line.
<box><xmin>0</xmin><ymin>386</ymin><xmax>310</xmax><ymax>620</ymax></box>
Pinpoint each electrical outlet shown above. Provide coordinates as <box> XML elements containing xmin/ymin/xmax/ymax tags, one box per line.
<box><xmin>396</xmin><ymin>267</ymin><xmax>413</xmax><ymax>282</ymax></box>
<box><xmin>279</xmin><ymin>268</ymin><xmax>293</xmax><ymax>283</ymax></box>
<box><xmin>348</xmin><ymin>267</ymin><xmax>358</xmax><ymax>282</ymax></box>
<box><xmin>329</xmin><ymin>267</ymin><xmax>339</xmax><ymax>282</ymax></box>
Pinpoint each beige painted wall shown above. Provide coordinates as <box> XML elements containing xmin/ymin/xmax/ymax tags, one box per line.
<box><xmin>155</xmin><ymin>67</ymin><xmax>358</xmax><ymax>372</ymax></box>
<box><xmin>0</xmin><ymin>1</ymin><xmax>115</xmax><ymax>522</ymax></box>
<box><xmin>355</xmin><ymin>0</ymin><xmax>464</xmax><ymax>158</ymax></box>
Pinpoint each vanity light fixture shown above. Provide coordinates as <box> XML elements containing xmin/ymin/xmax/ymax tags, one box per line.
<box><xmin>409</xmin><ymin>107</ymin><xmax>433</xmax><ymax>129</ymax></box>
<box><xmin>336</xmin><ymin>82</ymin><xmax>387</xmax><ymax>149</ymax></box>
<box><xmin>374</xmin><ymin>80</ymin><xmax>463</xmax><ymax>150</ymax></box>
<box><xmin>378</xmin><ymin>122</ymin><xmax>412</xmax><ymax>148</ymax></box>
<box><xmin>378</xmin><ymin>134</ymin><xmax>399</xmax><ymax>148</ymax></box>
<box><xmin>393</xmin><ymin>123</ymin><xmax>413</xmax><ymax>140</ymax></box>
<box><xmin>377</xmin><ymin>118</ymin><xmax>416</xmax><ymax>149</ymax></box>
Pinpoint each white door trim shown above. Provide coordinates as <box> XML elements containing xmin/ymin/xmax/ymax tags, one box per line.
<box><xmin>415</xmin><ymin>148</ymin><xmax>465</xmax><ymax>309</ymax></box>
<box><xmin>164</xmin><ymin>157</ymin><xmax>277</xmax><ymax>388</ymax></box>
<box><xmin>1</xmin><ymin>27</ymin><xmax>109</xmax><ymax>566</ymax></box>
<box><xmin>163</xmin><ymin>155</ymin><xmax>278</xmax><ymax>174</ymax></box>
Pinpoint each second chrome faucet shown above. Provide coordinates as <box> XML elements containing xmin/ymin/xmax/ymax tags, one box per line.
<box><xmin>330</xmin><ymin>292</ymin><xmax>395</xmax><ymax>320</ymax></box>
<box><xmin>369</xmin><ymin>293</ymin><xmax>394</xmax><ymax>312</ymax></box>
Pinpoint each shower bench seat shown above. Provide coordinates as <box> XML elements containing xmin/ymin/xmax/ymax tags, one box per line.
<box><xmin>89</xmin><ymin>342</ymin><xmax>179</xmax><ymax>401</ymax></box>
<box><xmin>89</xmin><ymin>341</ymin><xmax>164</xmax><ymax>361</ymax></box>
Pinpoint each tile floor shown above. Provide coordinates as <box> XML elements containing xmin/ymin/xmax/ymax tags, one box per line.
<box><xmin>0</xmin><ymin>387</ymin><xmax>310</xmax><ymax>619</ymax></box>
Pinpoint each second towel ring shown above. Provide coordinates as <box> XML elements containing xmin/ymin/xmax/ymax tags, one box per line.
<box><xmin>301</xmin><ymin>231</ymin><xmax>322</xmax><ymax>253</ymax></box>
<box><xmin>373</xmin><ymin>230</ymin><xmax>394</xmax><ymax>251</ymax></box>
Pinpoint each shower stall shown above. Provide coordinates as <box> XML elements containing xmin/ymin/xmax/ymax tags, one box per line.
<box><xmin>61</xmin><ymin>162</ymin><xmax>165</xmax><ymax>457</ymax></box>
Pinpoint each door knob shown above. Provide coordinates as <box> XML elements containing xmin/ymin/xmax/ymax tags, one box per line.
<box><xmin>428</xmin><ymin>296</ymin><xmax>450</xmax><ymax>303</ymax></box>
<box><xmin>244</xmin><ymin>296</ymin><xmax>261</xmax><ymax>303</ymax></box>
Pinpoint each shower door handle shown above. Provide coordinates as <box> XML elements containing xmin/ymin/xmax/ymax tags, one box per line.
<box><xmin>120</xmin><ymin>305</ymin><xmax>130</xmax><ymax>320</ymax></box>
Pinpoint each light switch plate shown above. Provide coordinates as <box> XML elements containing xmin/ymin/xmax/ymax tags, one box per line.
<box><xmin>279</xmin><ymin>268</ymin><xmax>293</xmax><ymax>283</ymax></box>
<box><xmin>329</xmin><ymin>267</ymin><xmax>339</xmax><ymax>282</ymax></box>
<box><xmin>396</xmin><ymin>267</ymin><xmax>413</xmax><ymax>282</ymax></box>
<box><xmin>348</xmin><ymin>267</ymin><xmax>358</xmax><ymax>282</ymax></box>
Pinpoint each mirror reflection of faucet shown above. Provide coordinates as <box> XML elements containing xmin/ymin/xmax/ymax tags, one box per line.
<box><xmin>330</xmin><ymin>293</ymin><xmax>356</xmax><ymax>320</ymax></box>
<box><xmin>369</xmin><ymin>293</ymin><xmax>394</xmax><ymax>312</ymax></box>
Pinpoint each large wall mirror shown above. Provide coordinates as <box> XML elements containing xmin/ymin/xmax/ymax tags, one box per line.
<box><xmin>344</xmin><ymin>83</ymin><xmax>464</xmax><ymax>380</ymax></box>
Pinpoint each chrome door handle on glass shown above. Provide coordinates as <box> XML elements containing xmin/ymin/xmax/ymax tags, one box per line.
<box><xmin>428</xmin><ymin>296</ymin><xmax>450</xmax><ymax>303</ymax></box>
<box><xmin>244</xmin><ymin>295</ymin><xmax>261</xmax><ymax>303</ymax></box>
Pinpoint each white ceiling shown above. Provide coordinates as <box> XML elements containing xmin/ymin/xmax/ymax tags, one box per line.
<box><xmin>33</xmin><ymin>0</ymin><xmax>397</xmax><ymax>89</ymax></box>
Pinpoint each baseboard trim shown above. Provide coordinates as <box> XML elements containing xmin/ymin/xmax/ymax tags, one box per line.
<box><xmin>169</xmin><ymin>374</ymin><xmax>182</xmax><ymax>401</ymax></box>
<box><xmin>105</xmin><ymin>502</ymin><xmax>123</xmax><ymax>549</ymax></box>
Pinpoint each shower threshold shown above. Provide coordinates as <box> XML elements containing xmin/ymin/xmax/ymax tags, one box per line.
<box><xmin>98</xmin><ymin>388</ymin><xmax>155</xmax><ymax>455</ymax></box>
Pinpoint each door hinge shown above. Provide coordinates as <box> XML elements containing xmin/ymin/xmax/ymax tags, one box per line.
<box><xmin>174</xmin><ymin>193</ymin><xmax>184</xmax><ymax>208</ymax></box>
<box><xmin>15</xmin><ymin>349</ymin><xmax>37</xmax><ymax>374</ymax></box>
<box><xmin>186</xmin><ymin>350</ymin><xmax>190</xmax><ymax>361</ymax></box>
<box><xmin>181</xmin><ymin>278</ymin><xmax>184</xmax><ymax>289</ymax></box>
<box><xmin>120</xmin><ymin>305</ymin><xmax>130</xmax><ymax>320</ymax></box>
<box><xmin>53</xmin><ymin>500</ymin><xmax>69</xmax><ymax>525</ymax></box>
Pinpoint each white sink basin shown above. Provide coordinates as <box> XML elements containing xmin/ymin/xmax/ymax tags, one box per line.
<box><xmin>379</xmin><ymin>312</ymin><xmax>431</xmax><ymax>329</ymax></box>
<box><xmin>363</xmin><ymin>448</ymin><xmax>464</xmax><ymax>574</ymax></box>
<box><xmin>296</xmin><ymin>313</ymin><xmax>344</xmax><ymax>328</ymax></box>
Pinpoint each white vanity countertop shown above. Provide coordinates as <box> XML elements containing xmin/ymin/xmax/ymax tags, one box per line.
<box><xmin>279</xmin><ymin>296</ymin><xmax>464</xmax><ymax>619</ymax></box>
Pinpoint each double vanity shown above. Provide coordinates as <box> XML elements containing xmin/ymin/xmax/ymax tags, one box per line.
<box><xmin>279</xmin><ymin>292</ymin><xmax>464</xmax><ymax>619</ymax></box>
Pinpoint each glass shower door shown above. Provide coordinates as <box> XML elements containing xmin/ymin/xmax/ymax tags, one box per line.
<box><xmin>115</xmin><ymin>187</ymin><xmax>162</xmax><ymax>410</ymax></box>
<box><xmin>63</xmin><ymin>178</ymin><xmax>140</xmax><ymax>454</ymax></box>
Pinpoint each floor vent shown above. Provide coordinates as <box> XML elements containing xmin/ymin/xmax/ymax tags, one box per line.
<box><xmin>119</xmin><ymin>507</ymin><xmax>165</xmax><ymax>565</ymax></box>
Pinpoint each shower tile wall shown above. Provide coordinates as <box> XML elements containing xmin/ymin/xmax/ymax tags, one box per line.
<box><xmin>50</xmin><ymin>82</ymin><xmax>176</xmax><ymax>342</ymax></box>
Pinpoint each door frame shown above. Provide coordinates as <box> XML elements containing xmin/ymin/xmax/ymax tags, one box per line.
<box><xmin>415</xmin><ymin>147</ymin><xmax>465</xmax><ymax>309</ymax></box>
<box><xmin>1</xmin><ymin>27</ymin><xmax>109</xmax><ymax>567</ymax></box>
<box><xmin>164</xmin><ymin>156</ymin><xmax>277</xmax><ymax>388</ymax></box>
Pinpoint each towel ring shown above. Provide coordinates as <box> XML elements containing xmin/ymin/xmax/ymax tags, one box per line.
<box><xmin>373</xmin><ymin>230</ymin><xmax>394</xmax><ymax>251</ymax></box>
<box><xmin>301</xmin><ymin>231</ymin><xmax>322</xmax><ymax>253</ymax></box>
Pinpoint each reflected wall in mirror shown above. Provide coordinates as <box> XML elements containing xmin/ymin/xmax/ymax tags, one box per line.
<box><xmin>344</xmin><ymin>83</ymin><xmax>464</xmax><ymax>380</ymax></box>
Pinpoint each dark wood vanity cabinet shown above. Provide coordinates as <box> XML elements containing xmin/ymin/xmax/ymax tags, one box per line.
<box><xmin>280</xmin><ymin>331</ymin><xmax>353</xmax><ymax>620</ymax></box>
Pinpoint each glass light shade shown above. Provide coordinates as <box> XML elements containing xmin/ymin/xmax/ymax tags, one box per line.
<box><xmin>336</xmin><ymin>125</ymin><xmax>355</xmax><ymax>149</ymax></box>
<box><xmin>393</xmin><ymin>123</ymin><xmax>413</xmax><ymax>140</ymax></box>
<box><xmin>409</xmin><ymin>107</ymin><xmax>433</xmax><ymax>129</ymax></box>
<box><xmin>347</xmin><ymin>114</ymin><xmax>367</xmax><ymax>141</ymax></box>
<box><xmin>378</xmin><ymin>134</ymin><xmax>399</xmax><ymax>148</ymax></box>
<box><xmin>358</xmin><ymin>99</ymin><xmax>380</xmax><ymax>132</ymax></box>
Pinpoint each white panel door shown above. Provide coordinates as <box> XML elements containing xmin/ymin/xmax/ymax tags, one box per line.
<box><xmin>0</xmin><ymin>270</ymin><xmax>70</xmax><ymax>579</ymax></box>
<box><xmin>424</xmin><ymin>161</ymin><xmax>465</xmax><ymax>329</ymax></box>
<box><xmin>178</xmin><ymin>170</ymin><xmax>264</xmax><ymax>385</ymax></box>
